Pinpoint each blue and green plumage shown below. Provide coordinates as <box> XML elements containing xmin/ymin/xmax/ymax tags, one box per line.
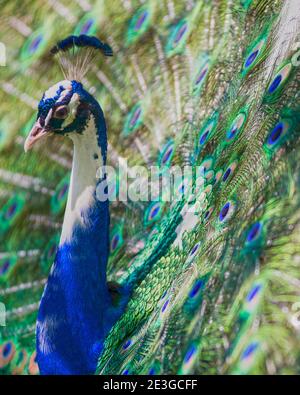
<box><xmin>1</xmin><ymin>0</ymin><xmax>300</xmax><ymax>376</ymax></box>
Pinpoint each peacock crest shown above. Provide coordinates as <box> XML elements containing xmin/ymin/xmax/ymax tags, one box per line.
<box><xmin>50</xmin><ymin>35</ymin><xmax>113</xmax><ymax>81</ymax></box>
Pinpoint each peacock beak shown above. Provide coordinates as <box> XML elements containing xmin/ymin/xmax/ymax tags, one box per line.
<box><xmin>24</xmin><ymin>119</ymin><xmax>50</xmax><ymax>153</ymax></box>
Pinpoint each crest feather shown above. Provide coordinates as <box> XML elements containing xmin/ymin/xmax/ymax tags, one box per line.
<box><xmin>50</xmin><ymin>35</ymin><xmax>113</xmax><ymax>81</ymax></box>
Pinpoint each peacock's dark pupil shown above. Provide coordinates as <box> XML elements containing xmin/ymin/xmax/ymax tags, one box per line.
<box><xmin>267</xmin><ymin>123</ymin><xmax>283</xmax><ymax>145</ymax></box>
<box><xmin>3</xmin><ymin>342</ymin><xmax>12</xmax><ymax>357</ymax></box>
<box><xmin>199</xmin><ymin>130</ymin><xmax>209</xmax><ymax>145</ymax></box>
<box><xmin>55</xmin><ymin>107</ymin><xmax>68</xmax><ymax>119</ymax></box>
<box><xmin>189</xmin><ymin>280</ymin><xmax>203</xmax><ymax>298</ymax></box>
<box><xmin>241</xmin><ymin>342</ymin><xmax>258</xmax><ymax>360</ymax></box>
<box><xmin>219</xmin><ymin>202</ymin><xmax>230</xmax><ymax>221</ymax></box>
<box><xmin>246</xmin><ymin>284</ymin><xmax>261</xmax><ymax>302</ymax></box>
<box><xmin>247</xmin><ymin>222</ymin><xmax>261</xmax><ymax>242</ymax></box>
<box><xmin>135</xmin><ymin>11</ymin><xmax>148</xmax><ymax>30</ymax></box>
<box><xmin>268</xmin><ymin>75</ymin><xmax>282</xmax><ymax>94</ymax></box>
<box><xmin>184</xmin><ymin>345</ymin><xmax>196</xmax><ymax>363</ymax></box>
<box><xmin>5</xmin><ymin>203</ymin><xmax>17</xmax><ymax>219</ymax></box>
<box><xmin>223</xmin><ymin>168</ymin><xmax>231</xmax><ymax>181</ymax></box>
<box><xmin>204</xmin><ymin>210</ymin><xmax>210</xmax><ymax>219</ymax></box>
<box><xmin>0</xmin><ymin>260</ymin><xmax>10</xmax><ymax>275</ymax></box>
<box><xmin>245</xmin><ymin>50</ymin><xmax>259</xmax><ymax>68</ymax></box>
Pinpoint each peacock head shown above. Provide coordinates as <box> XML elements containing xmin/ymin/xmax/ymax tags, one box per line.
<box><xmin>24</xmin><ymin>34</ymin><xmax>113</xmax><ymax>152</ymax></box>
<box><xmin>24</xmin><ymin>79</ymin><xmax>95</xmax><ymax>151</ymax></box>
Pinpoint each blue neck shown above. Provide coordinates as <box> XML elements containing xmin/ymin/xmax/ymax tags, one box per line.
<box><xmin>36</xmin><ymin>100</ymin><xmax>119</xmax><ymax>375</ymax></box>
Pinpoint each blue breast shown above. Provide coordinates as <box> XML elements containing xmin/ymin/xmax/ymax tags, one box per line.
<box><xmin>37</xmin><ymin>197</ymin><xmax>114</xmax><ymax>374</ymax></box>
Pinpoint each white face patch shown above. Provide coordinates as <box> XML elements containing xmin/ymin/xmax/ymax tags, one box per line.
<box><xmin>44</xmin><ymin>108</ymin><xmax>53</xmax><ymax>127</ymax></box>
<box><xmin>64</xmin><ymin>93</ymin><xmax>80</xmax><ymax>126</ymax></box>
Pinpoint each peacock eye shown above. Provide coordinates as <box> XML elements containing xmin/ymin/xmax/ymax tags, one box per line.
<box><xmin>54</xmin><ymin>105</ymin><xmax>69</xmax><ymax>119</ymax></box>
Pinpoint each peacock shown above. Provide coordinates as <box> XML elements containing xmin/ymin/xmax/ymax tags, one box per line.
<box><xmin>1</xmin><ymin>0</ymin><xmax>300</xmax><ymax>375</ymax></box>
